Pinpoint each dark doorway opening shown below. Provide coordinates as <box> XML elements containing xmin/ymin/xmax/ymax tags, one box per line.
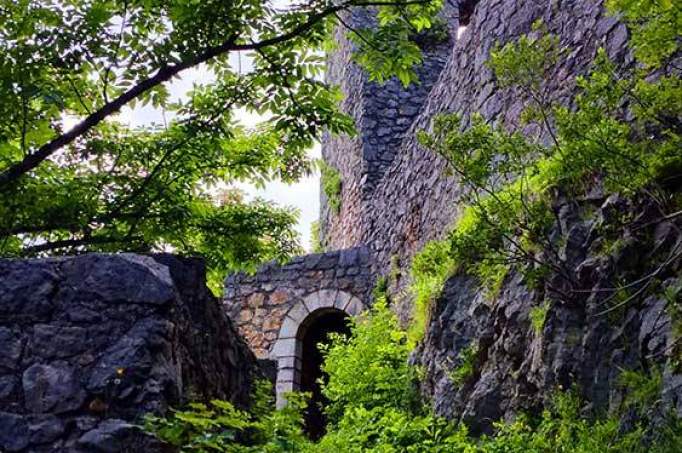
<box><xmin>298</xmin><ymin>308</ymin><xmax>351</xmax><ymax>440</ymax></box>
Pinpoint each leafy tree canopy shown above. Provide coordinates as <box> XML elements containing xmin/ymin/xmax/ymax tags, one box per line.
<box><xmin>0</xmin><ymin>0</ymin><xmax>442</xmax><ymax>290</ymax></box>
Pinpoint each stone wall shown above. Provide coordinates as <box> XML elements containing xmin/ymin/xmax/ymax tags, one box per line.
<box><xmin>223</xmin><ymin>247</ymin><xmax>374</xmax><ymax>360</ymax></box>
<box><xmin>320</xmin><ymin>5</ymin><xmax>457</xmax><ymax>250</ymax></box>
<box><xmin>323</xmin><ymin>0</ymin><xmax>631</xmax><ymax>278</ymax></box>
<box><xmin>0</xmin><ymin>254</ymin><xmax>258</xmax><ymax>452</ymax></box>
<box><xmin>313</xmin><ymin>0</ymin><xmax>682</xmax><ymax>431</ymax></box>
<box><xmin>223</xmin><ymin>247</ymin><xmax>374</xmax><ymax>407</ymax></box>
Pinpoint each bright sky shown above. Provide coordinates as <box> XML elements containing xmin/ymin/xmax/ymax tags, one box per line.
<box><xmin>116</xmin><ymin>60</ymin><xmax>321</xmax><ymax>252</ymax></box>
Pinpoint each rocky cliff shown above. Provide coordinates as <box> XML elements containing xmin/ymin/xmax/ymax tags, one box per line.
<box><xmin>415</xmin><ymin>194</ymin><xmax>682</xmax><ymax>433</ymax></box>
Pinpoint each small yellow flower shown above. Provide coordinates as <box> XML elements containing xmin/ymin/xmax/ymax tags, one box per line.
<box><xmin>116</xmin><ymin>367</ymin><xmax>125</xmax><ymax>376</ymax></box>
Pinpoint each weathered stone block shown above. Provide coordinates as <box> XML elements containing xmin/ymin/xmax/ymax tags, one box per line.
<box><xmin>269</xmin><ymin>290</ymin><xmax>289</xmax><ymax>306</ymax></box>
<box><xmin>286</xmin><ymin>303</ymin><xmax>310</xmax><ymax>324</ymax></box>
<box><xmin>23</xmin><ymin>363</ymin><xmax>86</xmax><ymax>414</ymax></box>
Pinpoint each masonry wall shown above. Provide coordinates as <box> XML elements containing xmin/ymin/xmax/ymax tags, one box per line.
<box><xmin>312</xmin><ymin>0</ymin><xmax>682</xmax><ymax>431</ymax></box>
<box><xmin>320</xmin><ymin>6</ymin><xmax>457</xmax><ymax>250</ymax></box>
<box><xmin>223</xmin><ymin>247</ymin><xmax>374</xmax><ymax>359</ymax></box>
<box><xmin>322</xmin><ymin>0</ymin><xmax>631</xmax><ymax>281</ymax></box>
<box><xmin>0</xmin><ymin>254</ymin><xmax>258</xmax><ymax>452</ymax></box>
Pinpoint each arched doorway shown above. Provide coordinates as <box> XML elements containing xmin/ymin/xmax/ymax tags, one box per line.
<box><xmin>269</xmin><ymin>289</ymin><xmax>365</xmax><ymax>434</ymax></box>
<box><xmin>298</xmin><ymin>308</ymin><xmax>351</xmax><ymax>439</ymax></box>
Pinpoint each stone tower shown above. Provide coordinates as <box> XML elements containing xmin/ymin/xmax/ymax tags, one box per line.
<box><xmin>318</xmin><ymin>5</ymin><xmax>459</xmax><ymax>251</ymax></box>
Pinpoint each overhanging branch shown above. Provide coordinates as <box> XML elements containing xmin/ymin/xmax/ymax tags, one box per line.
<box><xmin>0</xmin><ymin>0</ymin><xmax>430</xmax><ymax>189</ymax></box>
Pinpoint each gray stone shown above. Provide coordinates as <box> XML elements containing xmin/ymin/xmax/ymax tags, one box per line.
<box><xmin>0</xmin><ymin>411</ymin><xmax>29</xmax><ymax>452</ymax></box>
<box><xmin>32</xmin><ymin>324</ymin><xmax>90</xmax><ymax>359</ymax></box>
<box><xmin>23</xmin><ymin>363</ymin><xmax>86</xmax><ymax>413</ymax></box>
<box><xmin>0</xmin><ymin>327</ymin><xmax>22</xmax><ymax>371</ymax></box>
<box><xmin>77</xmin><ymin>419</ymin><xmax>137</xmax><ymax>453</ymax></box>
<box><xmin>1</xmin><ymin>253</ymin><xmax>259</xmax><ymax>452</ymax></box>
<box><xmin>0</xmin><ymin>375</ymin><xmax>17</xmax><ymax>400</ymax></box>
<box><xmin>0</xmin><ymin>261</ymin><xmax>57</xmax><ymax>321</ymax></box>
<box><xmin>61</xmin><ymin>254</ymin><xmax>175</xmax><ymax>305</ymax></box>
<box><xmin>86</xmin><ymin>322</ymin><xmax>159</xmax><ymax>394</ymax></box>
<box><xmin>28</xmin><ymin>414</ymin><xmax>65</xmax><ymax>444</ymax></box>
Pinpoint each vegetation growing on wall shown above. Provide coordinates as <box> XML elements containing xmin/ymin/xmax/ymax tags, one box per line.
<box><xmin>409</xmin><ymin>1</ymin><xmax>681</xmax><ymax>342</ymax></box>
<box><xmin>529</xmin><ymin>300</ymin><xmax>551</xmax><ymax>336</ymax></box>
<box><xmin>664</xmin><ymin>278</ymin><xmax>682</xmax><ymax>371</ymax></box>
<box><xmin>447</xmin><ymin>341</ymin><xmax>479</xmax><ymax>387</ymax></box>
<box><xmin>408</xmin><ymin>239</ymin><xmax>455</xmax><ymax>344</ymax></box>
<box><xmin>319</xmin><ymin>161</ymin><xmax>343</xmax><ymax>214</ymax></box>
<box><xmin>310</xmin><ymin>220</ymin><xmax>323</xmax><ymax>253</ymax></box>
<box><xmin>146</xmin><ymin>299</ymin><xmax>682</xmax><ymax>451</ymax></box>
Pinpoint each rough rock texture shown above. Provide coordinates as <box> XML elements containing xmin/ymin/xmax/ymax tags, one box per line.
<box><xmin>224</xmin><ymin>247</ymin><xmax>374</xmax><ymax>358</ymax></box>
<box><xmin>0</xmin><ymin>254</ymin><xmax>258</xmax><ymax>452</ymax></box>
<box><xmin>415</xmin><ymin>195</ymin><xmax>682</xmax><ymax>433</ymax></box>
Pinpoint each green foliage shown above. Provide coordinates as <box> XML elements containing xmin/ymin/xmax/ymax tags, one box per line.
<box><xmin>320</xmin><ymin>298</ymin><xmax>422</xmax><ymax>425</ymax></box>
<box><xmin>0</xmin><ymin>0</ymin><xmax>442</xmax><ymax>285</ymax></box>
<box><xmin>416</xmin><ymin>4</ymin><xmax>681</xmax><ymax>316</ymax></box>
<box><xmin>489</xmin><ymin>21</ymin><xmax>562</xmax><ymax>91</ymax></box>
<box><xmin>408</xmin><ymin>239</ymin><xmax>456</xmax><ymax>345</ymax></box>
<box><xmin>146</xmin><ymin>301</ymin><xmax>682</xmax><ymax>452</ymax></box>
<box><xmin>447</xmin><ymin>342</ymin><xmax>479</xmax><ymax>387</ymax></box>
<box><xmin>316</xmin><ymin>299</ymin><xmax>480</xmax><ymax>452</ymax></box>
<box><xmin>480</xmin><ymin>392</ymin><xmax>652</xmax><ymax>453</ymax></box>
<box><xmin>372</xmin><ymin>275</ymin><xmax>389</xmax><ymax>301</ymax></box>
<box><xmin>529</xmin><ymin>300</ymin><xmax>551</xmax><ymax>336</ymax></box>
<box><xmin>390</xmin><ymin>254</ymin><xmax>402</xmax><ymax>286</ymax></box>
<box><xmin>316</xmin><ymin>405</ymin><xmax>472</xmax><ymax>452</ymax></box>
<box><xmin>310</xmin><ymin>220</ymin><xmax>323</xmax><ymax>253</ymax></box>
<box><xmin>145</xmin><ymin>380</ymin><xmax>313</xmax><ymax>452</ymax></box>
<box><xmin>663</xmin><ymin>277</ymin><xmax>682</xmax><ymax>370</ymax></box>
<box><xmin>618</xmin><ymin>368</ymin><xmax>663</xmax><ymax>415</ymax></box>
<box><xmin>606</xmin><ymin>0</ymin><xmax>681</xmax><ymax>69</ymax></box>
<box><xmin>319</xmin><ymin>160</ymin><xmax>342</xmax><ymax>214</ymax></box>
<box><xmin>349</xmin><ymin>0</ymin><xmax>445</xmax><ymax>86</ymax></box>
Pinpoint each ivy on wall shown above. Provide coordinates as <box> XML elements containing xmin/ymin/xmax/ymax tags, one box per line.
<box><xmin>310</xmin><ymin>220</ymin><xmax>323</xmax><ymax>253</ymax></box>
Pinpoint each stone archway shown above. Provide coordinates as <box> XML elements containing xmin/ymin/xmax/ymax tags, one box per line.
<box><xmin>270</xmin><ymin>289</ymin><xmax>365</xmax><ymax>409</ymax></box>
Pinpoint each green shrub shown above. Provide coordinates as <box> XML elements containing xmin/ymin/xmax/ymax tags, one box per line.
<box><xmin>617</xmin><ymin>368</ymin><xmax>663</xmax><ymax>415</ymax></box>
<box><xmin>319</xmin><ymin>161</ymin><xmax>342</xmax><ymax>214</ymax></box>
<box><xmin>447</xmin><ymin>342</ymin><xmax>479</xmax><ymax>387</ymax></box>
<box><xmin>529</xmin><ymin>300</ymin><xmax>551</xmax><ymax>336</ymax></box>
<box><xmin>372</xmin><ymin>275</ymin><xmax>389</xmax><ymax>301</ymax></box>
<box><xmin>144</xmin><ymin>380</ymin><xmax>313</xmax><ymax>452</ymax></box>
<box><xmin>320</xmin><ymin>298</ymin><xmax>422</xmax><ymax>425</ymax></box>
<box><xmin>310</xmin><ymin>220</ymin><xmax>323</xmax><ymax>253</ymax></box>
<box><xmin>408</xmin><ymin>240</ymin><xmax>456</xmax><ymax>345</ymax></box>
<box><xmin>145</xmin><ymin>302</ymin><xmax>682</xmax><ymax>452</ymax></box>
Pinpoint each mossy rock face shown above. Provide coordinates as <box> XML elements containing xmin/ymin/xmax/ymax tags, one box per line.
<box><xmin>415</xmin><ymin>192</ymin><xmax>682</xmax><ymax>433</ymax></box>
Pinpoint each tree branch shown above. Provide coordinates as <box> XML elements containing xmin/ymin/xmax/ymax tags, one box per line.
<box><xmin>22</xmin><ymin>235</ymin><xmax>133</xmax><ymax>255</ymax></box>
<box><xmin>0</xmin><ymin>0</ymin><xmax>429</xmax><ymax>188</ymax></box>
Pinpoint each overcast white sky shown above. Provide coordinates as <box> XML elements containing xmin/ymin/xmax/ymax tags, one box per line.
<box><xmin>116</xmin><ymin>59</ymin><xmax>321</xmax><ymax>252</ymax></box>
